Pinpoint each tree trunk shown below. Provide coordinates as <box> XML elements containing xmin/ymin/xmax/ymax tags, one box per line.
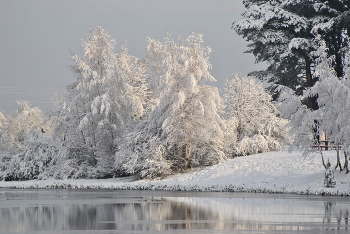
<box><xmin>333</xmin><ymin>34</ymin><xmax>344</xmax><ymax>78</ymax></box>
<box><xmin>320</xmin><ymin>150</ymin><xmax>327</xmax><ymax>169</ymax></box>
<box><xmin>335</xmin><ymin>145</ymin><xmax>343</xmax><ymax>172</ymax></box>
<box><xmin>185</xmin><ymin>145</ymin><xmax>192</xmax><ymax>170</ymax></box>
<box><xmin>344</xmin><ymin>150</ymin><xmax>349</xmax><ymax>174</ymax></box>
<box><xmin>305</xmin><ymin>56</ymin><xmax>318</xmax><ymax>110</ymax></box>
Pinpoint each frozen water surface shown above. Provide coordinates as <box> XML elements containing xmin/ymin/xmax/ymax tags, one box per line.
<box><xmin>0</xmin><ymin>189</ymin><xmax>349</xmax><ymax>234</ymax></box>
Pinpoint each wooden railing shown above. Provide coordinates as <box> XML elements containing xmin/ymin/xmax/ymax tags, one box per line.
<box><xmin>312</xmin><ymin>141</ymin><xmax>342</xmax><ymax>151</ymax></box>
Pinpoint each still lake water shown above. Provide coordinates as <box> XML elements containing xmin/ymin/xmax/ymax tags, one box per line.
<box><xmin>0</xmin><ymin>188</ymin><xmax>349</xmax><ymax>234</ymax></box>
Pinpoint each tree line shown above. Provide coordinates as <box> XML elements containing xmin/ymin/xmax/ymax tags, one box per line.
<box><xmin>1</xmin><ymin>0</ymin><xmax>350</xmax><ymax>181</ymax></box>
<box><xmin>0</xmin><ymin>27</ymin><xmax>287</xmax><ymax>181</ymax></box>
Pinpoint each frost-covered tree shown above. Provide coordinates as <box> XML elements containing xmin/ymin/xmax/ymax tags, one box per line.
<box><xmin>311</xmin><ymin>0</ymin><xmax>350</xmax><ymax>78</ymax></box>
<box><xmin>278</xmin><ymin>85</ymin><xmax>316</xmax><ymax>151</ymax></box>
<box><xmin>223</xmin><ymin>74</ymin><xmax>288</xmax><ymax>156</ymax></box>
<box><xmin>233</xmin><ymin>0</ymin><xmax>315</xmax><ymax>98</ymax></box>
<box><xmin>116</xmin><ymin>33</ymin><xmax>226</xmax><ymax>179</ymax></box>
<box><xmin>143</xmin><ymin>36</ymin><xmax>170</xmax><ymax>113</ymax></box>
<box><xmin>116</xmin><ymin>43</ymin><xmax>149</xmax><ymax>115</ymax></box>
<box><xmin>305</xmin><ymin>39</ymin><xmax>350</xmax><ymax>173</ymax></box>
<box><xmin>53</xmin><ymin>26</ymin><xmax>147</xmax><ymax>178</ymax></box>
<box><xmin>0</xmin><ymin>101</ymin><xmax>48</xmax><ymax>154</ymax></box>
<box><xmin>279</xmin><ymin>38</ymin><xmax>350</xmax><ymax>172</ymax></box>
<box><xmin>233</xmin><ymin>0</ymin><xmax>350</xmax><ymax>108</ymax></box>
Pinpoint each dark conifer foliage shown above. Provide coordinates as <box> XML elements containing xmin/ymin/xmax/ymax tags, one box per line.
<box><xmin>233</xmin><ymin>0</ymin><xmax>350</xmax><ymax>108</ymax></box>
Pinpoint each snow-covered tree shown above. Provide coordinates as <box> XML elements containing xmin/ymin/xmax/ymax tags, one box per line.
<box><xmin>53</xmin><ymin>26</ymin><xmax>147</xmax><ymax>178</ymax></box>
<box><xmin>279</xmin><ymin>38</ymin><xmax>350</xmax><ymax>172</ymax></box>
<box><xmin>116</xmin><ymin>33</ymin><xmax>226</xmax><ymax>179</ymax></box>
<box><xmin>223</xmin><ymin>74</ymin><xmax>288</xmax><ymax>156</ymax></box>
<box><xmin>233</xmin><ymin>0</ymin><xmax>349</xmax><ymax>108</ymax></box>
<box><xmin>233</xmin><ymin>0</ymin><xmax>315</xmax><ymax>98</ymax></box>
<box><xmin>143</xmin><ymin>36</ymin><xmax>170</xmax><ymax>114</ymax></box>
<box><xmin>310</xmin><ymin>0</ymin><xmax>350</xmax><ymax>78</ymax></box>
<box><xmin>0</xmin><ymin>101</ymin><xmax>48</xmax><ymax>154</ymax></box>
<box><xmin>278</xmin><ymin>86</ymin><xmax>316</xmax><ymax>150</ymax></box>
<box><xmin>305</xmin><ymin>39</ymin><xmax>350</xmax><ymax>173</ymax></box>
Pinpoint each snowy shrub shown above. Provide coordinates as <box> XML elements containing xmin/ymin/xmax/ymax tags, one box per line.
<box><xmin>139</xmin><ymin>145</ymin><xmax>173</xmax><ymax>179</ymax></box>
<box><xmin>0</xmin><ymin>151</ymin><xmax>13</xmax><ymax>180</ymax></box>
<box><xmin>116</xmin><ymin>129</ymin><xmax>177</xmax><ymax>179</ymax></box>
<box><xmin>0</xmin><ymin>130</ymin><xmax>60</xmax><ymax>181</ymax></box>
<box><xmin>48</xmin><ymin>146</ymin><xmax>99</xmax><ymax>179</ymax></box>
<box><xmin>233</xmin><ymin>135</ymin><xmax>283</xmax><ymax>156</ymax></box>
<box><xmin>0</xmin><ymin>154</ymin><xmax>22</xmax><ymax>181</ymax></box>
<box><xmin>223</xmin><ymin>74</ymin><xmax>288</xmax><ymax>156</ymax></box>
<box><xmin>0</xmin><ymin>101</ymin><xmax>49</xmax><ymax>154</ymax></box>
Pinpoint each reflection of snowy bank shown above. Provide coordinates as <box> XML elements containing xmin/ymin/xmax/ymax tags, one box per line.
<box><xmin>163</xmin><ymin>195</ymin><xmax>350</xmax><ymax>231</ymax></box>
<box><xmin>1</xmin><ymin>189</ymin><xmax>349</xmax><ymax>233</ymax></box>
<box><xmin>1</xmin><ymin>150</ymin><xmax>350</xmax><ymax>196</ymax></box>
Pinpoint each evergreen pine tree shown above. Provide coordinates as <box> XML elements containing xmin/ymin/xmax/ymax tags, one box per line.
<box><xmin>233</xmin><ymin>0</ymin><xmax>349</xmax><ymax>109</ymax></box>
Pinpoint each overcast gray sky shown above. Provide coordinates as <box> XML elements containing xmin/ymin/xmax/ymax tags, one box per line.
<box><xmin>0</xmin><ymin>0</ymin><xmax>265</xmax><ymax>114</ymax></box>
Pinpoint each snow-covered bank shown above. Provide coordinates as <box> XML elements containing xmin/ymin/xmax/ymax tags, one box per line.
<box><xmin>1</xmin><ymin>150</ymin><xmax>349</xmax><ymax>196</ymax></box>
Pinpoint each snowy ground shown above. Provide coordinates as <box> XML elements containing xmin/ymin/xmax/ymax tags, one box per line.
<box><xmin>1</xmin><ymin>149</ymin><xmax>349</xmax><ymax>196</ymax></box>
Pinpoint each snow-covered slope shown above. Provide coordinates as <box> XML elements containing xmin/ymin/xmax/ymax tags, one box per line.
<box><xmin>1</xmin><ymin>150</ymin><xmax>349</xmax><ymax>196</ymax></box>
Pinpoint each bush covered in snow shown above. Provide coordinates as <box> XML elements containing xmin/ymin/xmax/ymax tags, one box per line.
<box><xmin>223</xmin><ymin>74</ymin><xmax>289</xmax><ymax>156</ymax></box>
<box><xmin>0</xmin><ymin>130</ymin><xmax>59</xmax><ymax>181</ymax></box>
<box><xmin>45</xmin><ymin>146</ymin><xmax>100</xmax><ymax>180</ymax></box>
<box><xmin>0</xmin><ymin>101</ymin><xmax>49</xmax><ymax>154</ymax></box>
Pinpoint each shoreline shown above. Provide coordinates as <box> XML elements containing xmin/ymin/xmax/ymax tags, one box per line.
<box><xmin>1</xmin><ymin>150</ymin><xmax>350</xmax><ymax>196</ymax></box>
<box><xmin>1</xmin><ymin>178</ymin><xmax>349</xmax><ymax>196</ymax></box>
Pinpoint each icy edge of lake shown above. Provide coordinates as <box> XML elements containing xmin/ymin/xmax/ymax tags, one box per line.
<box><xmin>0</xmin><ymin>179</ymin><xmax>349</xmax><ymax>196</ymax></box>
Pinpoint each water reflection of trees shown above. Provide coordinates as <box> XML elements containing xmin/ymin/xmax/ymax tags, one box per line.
<box><xmin>1</xmin><ymin>197</ymin><xmax>350</xmax><ymax>232</ymax></box>
<box><xmin>323</xmin><ymin>201</ymin><xmax>349</xmax><ymax>230</ymax></box>
<box><xmin>0</xmin><ymin>199</ymin><xmax>284</xmax><ymax>232</ymax></box>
